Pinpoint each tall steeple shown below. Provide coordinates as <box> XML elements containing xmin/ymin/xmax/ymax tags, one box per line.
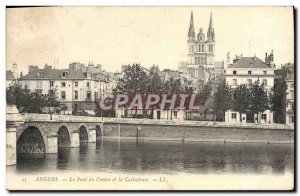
<box><xmin>188</xmin><ymin>11</ymin><xmax>195</xmax><ymax>41</ymax></box>
<box><xmin>207</xmin><ymin>12</ymin><xmax>215</xmax><ymax>41</ymax></box>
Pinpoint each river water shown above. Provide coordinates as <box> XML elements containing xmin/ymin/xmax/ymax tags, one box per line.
<box><xmin>11</xmin><ymin>140</ymin><xmax>294</xmax><ymax>176</ymax></box>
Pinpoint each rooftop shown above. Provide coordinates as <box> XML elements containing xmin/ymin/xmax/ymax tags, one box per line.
<box><xmin>227</xmin><ymin>57</ymin><xmax>271</xmax><ymax>69</ymax></box>
<box><xmin>6</xmin><ymin>70</ymin><xmax>15</xmax><ymax>80</ymax></box>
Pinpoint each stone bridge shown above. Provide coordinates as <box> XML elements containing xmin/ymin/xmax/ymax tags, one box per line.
<box><xmin>6</xmin><ymin>105</ymin><xmax>104</xmax><ymax>165</ymax></box>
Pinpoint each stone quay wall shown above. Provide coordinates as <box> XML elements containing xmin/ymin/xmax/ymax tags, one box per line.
<box><xmin>103</xmin><ymin>120</ymin><xmax>294</xmax><ymax>144</ymax></box>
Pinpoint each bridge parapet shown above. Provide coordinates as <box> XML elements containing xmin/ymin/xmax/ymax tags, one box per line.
<box><xmin>22</xmin><ymin>113</ymin><xmax>103</xmax><ymax>123</ymax></box>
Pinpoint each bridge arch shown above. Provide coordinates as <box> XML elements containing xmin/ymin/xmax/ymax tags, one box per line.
<box><xmin>17</xmin><ymin>126</ymin><xmax>45</xmax><ymax>154</ymax></box>
<box><xmin>79</xmin><ymin>125</ymin><xmax>88</xmax><ymax>143</ymax></box>
<box><xmin>57</xmin><ymin>126</ymin><xmax>71</xmax><ymax>147</ymax></box>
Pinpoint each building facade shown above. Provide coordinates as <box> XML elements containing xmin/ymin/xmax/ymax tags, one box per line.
<box><xmin>16</xmin><ymin>63</ymin><xmax>116</xmax><ymax>115</ymax></box>
<box><xmin>186</xmin><ymin>11</ymin><xmax>215</xmax><ymax>86</ymax></box>
<box><xmin>225</xmin><ymin>55</ymin><xmax>276</xmax><ymax>124</ymax></box>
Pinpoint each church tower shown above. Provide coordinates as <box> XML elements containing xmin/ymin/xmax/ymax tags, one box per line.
<box><xmin>206</xmin><ymin>12</ymin><xmax>215</xmax><ymax>65</ymax></box>
<box><xmin>187</xmin><ymin>11</ymin><xmax>196</xmax><ymax>64</ymax></box>
<box><xmin>186</xmin><ymin>11</ymin><xmax>216</xmax><ymax>85</ymax></box>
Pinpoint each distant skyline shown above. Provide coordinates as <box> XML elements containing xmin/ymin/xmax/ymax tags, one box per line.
<box><xmin>7</xmin><ymin>7</ymin><xmax>294</xmax><ymax>75</ymax></box>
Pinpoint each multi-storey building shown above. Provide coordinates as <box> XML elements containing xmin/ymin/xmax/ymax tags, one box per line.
<box><xmin>225</xmin><ymin>54</ymin><xmax>276</xmax><ymax>124</ymax></box>
<box><xmin>284</xmin><ymin>63</ymin><xmax>295</xmax><ymax>125</ymax></box>
<box><xmin>17</xmin><ymin>63</ymin><xmax>115</xmax><ymax>115</ymax></box>
<box><xmin>275</xmin><ymin>63</ymin><xmax>294</xmax><ymax>125</ymax></box>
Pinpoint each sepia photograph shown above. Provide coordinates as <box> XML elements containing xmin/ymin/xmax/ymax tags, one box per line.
<box><xmin>5</xmin><ymin>6</ymin><xmax>294</xmax><ymax>191</ymax></box>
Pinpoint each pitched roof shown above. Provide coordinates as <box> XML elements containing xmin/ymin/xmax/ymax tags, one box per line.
<box><xmin>228</xmin><ymin>57</ymin><xmax>270</xmax><ymax>68</ymax></box>
<box><xmin>21</xmin><ymin>68</ymin><xmax>86</xmax><ymax>80</ymax></box>
<box><xmin>6</xmin><ymin>70</ymin><xmax>15</xmax><ymax>80</ymax></box>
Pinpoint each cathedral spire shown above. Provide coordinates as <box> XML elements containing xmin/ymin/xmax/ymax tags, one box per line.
<box><xmin>207</xmin><ymin>11</ymin><xmax>215</xmax><ymax>41</ymax></box>
<box><xmin>208</xmin><ymin>11</ymin><xmax>213</xmax><ymax>29</ymax></box>
<box><xmin>188</xmin><ymin>11</ymin><xmax>195</xmax><ymax>41</ymax></box>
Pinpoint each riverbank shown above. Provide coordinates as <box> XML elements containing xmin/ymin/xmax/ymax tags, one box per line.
<box><xmin>102</xmin><ymin>119</ymin><xmax>294</xmax><ymax>144</ymax></box>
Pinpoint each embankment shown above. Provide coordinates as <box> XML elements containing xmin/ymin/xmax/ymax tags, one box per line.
<box><xmin>102</xmin><ymin>119</ymin><xmax>294</xmax><ymax>144</ymax></box>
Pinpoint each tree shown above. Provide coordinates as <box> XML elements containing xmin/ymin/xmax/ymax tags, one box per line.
<box><xmin>116</xmin><ymin>63</ymin><xmax>149</xmax><ymax>96</ymax></box>
<box><xmin>213</xmin><ymin>81</ymin><xmax>232</xmax><ymax>121</ymax></box>
<box><xmin>6</xmin><ymin>83</ymin><xmax>60</xmax><ymax>113</ymax></box>
<box><xmin>198</xmin><ymin>82</ymin><xmax>212</xmax><ymax>120</ymax></box>
<box><xmin>269</xmin><ymin>80</ymin><xmax>287</xmax><ymax>123</ymax></box>
<box><xmin>116</xmin><ymin>64</ymin><xmax>149</xmax><ymax>115</ymax></box>
<box><xmin>232</xmin><ymin>84</ymin><xmax>251</xmax><ymax>122</ymax></box>
<box><xmin>249</xmin><ymin>80</ymin><xmax>269</xmax><ymax>123</ymax></box>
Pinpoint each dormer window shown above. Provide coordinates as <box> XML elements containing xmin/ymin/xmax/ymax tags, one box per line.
<box><xmin>36</xmin><ymin>72</ymin><xmax>42</xmax><ymax>77</ymax></box>
<box><xmin>62</xmin><ymin>72</ymin><xmax>67</xmax><ymax>78</ymax></box>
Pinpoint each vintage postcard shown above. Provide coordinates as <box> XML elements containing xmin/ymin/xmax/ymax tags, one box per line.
<box><xmin>6</xmin><ymin>6</ymin><xmax>294</xmax><ymax>191</ymax></box>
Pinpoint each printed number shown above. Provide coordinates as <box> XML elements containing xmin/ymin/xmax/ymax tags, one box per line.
<box><xmin>22</xmin><ymin>178</ymin><xmax>27</xmax><ymax>182</ymax></box>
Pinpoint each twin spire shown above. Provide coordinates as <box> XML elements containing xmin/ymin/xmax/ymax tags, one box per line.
<box><xmin>188</xmin><ymin>11</ymin><xmax>195</xmax><ymax>41</ymax></box>
<box><xmin>188</xmin><ymin>11</ymin><xmax>214</xmax><ymax>41</ymax></box>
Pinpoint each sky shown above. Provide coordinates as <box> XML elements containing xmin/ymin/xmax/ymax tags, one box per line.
<box><xmin>6</xmin><ymin>7</ymin><xmax>294</xmax><ymax>75</ymax></box>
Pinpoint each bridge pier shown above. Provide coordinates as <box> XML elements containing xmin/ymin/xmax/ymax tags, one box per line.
<box><xmin>46</xmin><ymin>135</ymin><xmax>58</xmax><ymax>153</ymax></box>
<box><xmin>70</xmin><ymin>131</ymin><xmax>80</xmax><ymax>147</ymax></box>
<box><xmin>6</xmin><ymin>105</ymin><xmax>24</xmax><ymax>165</ymax></box>
<box><xmin>88</xmin><ymin>128</ymin><xmax>97</xmax><ymax>143</ymax></box>
<box><xmin>6</xmin><ymin>127</ymin><xmax>17</xmax><ymax>165</ymax></box>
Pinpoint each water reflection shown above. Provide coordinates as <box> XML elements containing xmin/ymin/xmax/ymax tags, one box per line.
<box><xmin>15</xmin><ymin>140</ymin><xmax>294</xmax><ymax>175</ymax></box>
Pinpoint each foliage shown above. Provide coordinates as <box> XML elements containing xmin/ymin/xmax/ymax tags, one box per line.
<box><xmin>6</xmin><ymin>83</ymin><xmax>60</xmax><ymax>113</ymax></box>
<box><xmin>232</xmin><ymin>84</ymin><xmax>251</xmax><ymax>122</ymax></box>
<box><xmin>213</xmin><ymin>81</ymin><xmax>232</xmax><ymax>121</ymax></box>
<box><xmin>249</xmin><ymin>80</ymin><xmax>269</xmax><ymax>122</ymax></box>
<box><xmin>269</xmin><ymin>80</ymin><xmax>287</xmax><ymax>123</ymax></box>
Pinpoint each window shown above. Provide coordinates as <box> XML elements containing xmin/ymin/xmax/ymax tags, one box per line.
<box><xmin>87</xmin><ymin>82</ymin><xmax>90</xmax><ymax>87</ymax></box>
<box><xmin>174</xmin><ymin>111</ymin><xmax>178</xmax><ymax>118</ymax></box>
<box><xmin>62</xmin><ymin>72</ymin><xmax>67</xmax><ymax>78</ymax></box>
<box><xmin>36</xmin><ymin>81</ymin><xmax>42</xmax><ymax>89</ymax></box>
<box><xmin>289</xmin><ymin>116</ymin><xmax>294</xmax><ymax>123</ymax></box>
<box><xmin>61</xmin><ymin>82</ymin><xmax>66</xmax><ymax>87</ymax></box>
<box><xmin>290</xmin><ymin>90</ymin><xmax>294</xmax><ymax>98</ymax></box>
<box><xmin>263</xmin><ymin>71</ymin><xmax>267</xmax><ymax>75</ymax></box>
<box><xmin>94</xmin><ymin>92</ymin><xmax>98</xmax><ymax>100</ymax></box>
<box><xmin>74</xmin><ymin>81</ymin><xmax>78</xmax><ymax>87</ymax></box>
<box><xmin>209</xmin><ymin>45</ymin><xmax>213</xmax><ymax>52</ymax></box>
<box><xmin>231</xmin><ymin>113</ymin><xmax>237</xmax><ymax>119</ymax></box>
<box><xmin>233</xmin><ymin>70</ymin><xmax>237</xmax><ymax>75</ymax></box>
<box><xmin>50</xmin><ymin>81</ymin><xmax>54</xmax><ymax>87</ymax></box>
<box><xmin>74</xmin><ymin>91</ymin><xmax>78</xmax><ymax>100</ymax></box>
<box><xmin>247</xmin><ymin>79</ymin><xmax>252</xmax><ymax>85</ymax></box>
<box><xmin>232</xmin><ymin>79</ymin><xmax>237</xmax><ymax>86</ymax></box>
<box><xmin>263</xmin><ymin>79</ymin><xmax>267</xmax><ymax>86</ymax></box>
<box><xmin>291</xmin><ymin>83</ymin><xmax>294</xmax><ymax>89</ymax></box>
<box><xmin>49</xmin><ymin>90</ymin><xmax>54</xmax><ymax>96</ymax></box>
<box><xmin>248</xmin><ymin>71</ymin><xmax>252</xmax><ymax>75</ymax></box>
<box><xmin>87</xmin><ymin>91</ymin><xmax>91</xmax><ymax>99</ymax></box>
<box><xmin>61</xmin><ymin>91</ymin><xmax>66</xmax><ymax>99</ymax></box>
<box><xmin>262</xmin><ymin>114</ymin><xmax>267</xmax><ymax>120</ymax></box>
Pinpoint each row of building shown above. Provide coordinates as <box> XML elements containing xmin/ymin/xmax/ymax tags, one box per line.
<box><xmin>7</xmin><ymin>62</ymin><xmax>117</xmax><ymax>115</ymax></box>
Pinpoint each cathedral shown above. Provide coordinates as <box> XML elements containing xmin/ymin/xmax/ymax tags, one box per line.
<box><xmin>187</xmin><ymin>11</ymin><xmax>215</xmax><ymax>66</ymax></box>
<box><xmin>184</xmin><ymin>11</ymin><xmax>216</xmax><ymax>86</ymax></box>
